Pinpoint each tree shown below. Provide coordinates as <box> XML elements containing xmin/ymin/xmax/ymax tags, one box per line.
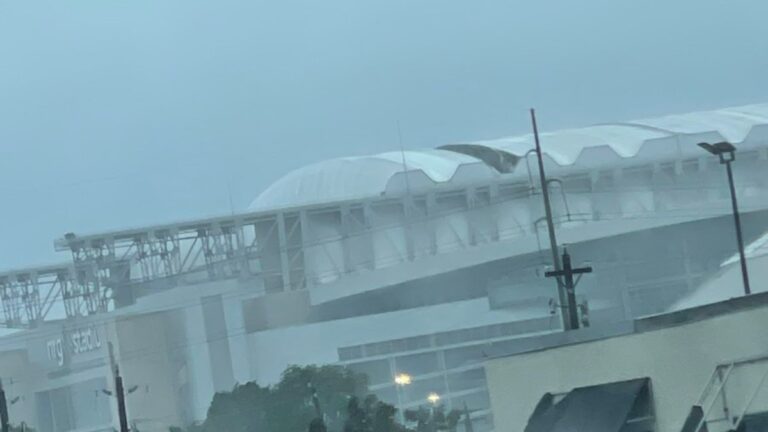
<box><xmin>404</xmin><ymin>406</ymin><xmax>460</xmax><ymax>432</ymax></box>
<box><xmin>196</xmin><ymin>381</ymin><xmax>270</xmax><ymax>432</ymax></box>
<box><xmin>308</xmin><ymin>418</ymin><xmax>327</xmax><ymax>432</ymax></box>
<box><xmin>343</xmin><ymin>396</ymin><xmax>368</xmax><ymax>432</ymax></box>
<box><xmin>343</xmin><ymin>395</ymin><xmax>405</xmax><ymax>432</ymax></box>
<box><xmin>192</xmin><ymin>364</ymin><xmax>369</xmax><ymax>432</ymax></box>
<box><xmin>267</xmin><ymin>365</ymin><xmax>367</xmax><ymax>432</ymax></box>
<box><xmin>368</xmin><ymin>397</ymin><xmax>404</xmax><ymax>432</ymax></box>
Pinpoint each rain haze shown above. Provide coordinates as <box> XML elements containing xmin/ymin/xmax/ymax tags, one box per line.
<box><xmin>1</xmin><ymin>0</ymin><xmax>767</xmax><ymax>268</ymax></box>
<box><xmin>4</xmin><ymin>2</ymin><xmax>768</xmax><ymax>432</ymax></box>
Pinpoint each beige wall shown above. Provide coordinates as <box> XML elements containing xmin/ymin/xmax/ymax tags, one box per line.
<box><xmin>115</xmin><ymin>312</ymin><xmax>183</xmax><ymax>431</ymax></box>
<box><xmin>0</xmin><ymin>349</ymin><xmax>38</xmax><ymax>427</ymax></box>
<box><xmin>485</xmin><ymin>301</ymin><xmax>768</xmax><ymax>432</ymax></box>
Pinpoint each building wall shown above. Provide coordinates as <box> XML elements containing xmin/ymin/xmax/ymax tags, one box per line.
<box><xmin>245</xmin><ymin>297</ymin><xmax>545</xmax><ymax>385</ymax></box>
<box><xmin>0</xmin><ymin>308</ymin><xmax>203</xmax><ymax>431</ymax></box>
<box><xmin>114</xmin><ymin>312</ymin><xmax>183</xmax><ymax>431</ymax></box>
<box><xmin>0</xmin><ymin>348</ymin><xmax>37</xmax><ymax>429</ymax></box>
<box><xmin>485</xmin><ymin>295</ymin><xmax>768</xmax><ymax>432</ymax></box>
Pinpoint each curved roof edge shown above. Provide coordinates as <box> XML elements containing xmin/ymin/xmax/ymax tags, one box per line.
<box><xmin>440</xmin><ymin>103</ymin><xmax>768</xmax><ymax>175</ymax></box>
<box><xmin>249</xmin><ymin>149</ymin><xmax>497</xmax><ymax>210</ymax></box>
<box><xmin>252</xmin><ymin>103</ymin><xmax>768</xmax><ymax>210</ymax></box>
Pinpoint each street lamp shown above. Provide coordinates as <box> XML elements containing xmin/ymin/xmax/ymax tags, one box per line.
<box><xmin>698</xmin><ymin>141</ymin><xmax>751</xmax><ymax>295</ymax></box>
<box><xmin>394</xmin><ymin>373</ymin><xmax>412</xmax><ymax>423</ymax></box>
<box><xmin>394</xmin><ymin>373</ymin><xmax>412</xmax><ymax>386</ymax></box>
<box><xmin>427</xmin><ymin>393</ymin><xmax>441</xmax><ymax>405</ymax></box>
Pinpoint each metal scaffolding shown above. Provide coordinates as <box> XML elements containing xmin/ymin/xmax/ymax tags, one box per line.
<box><xmin>1</xmin><ymin>146</ymin><xmax>767</xmax><ymax>329</ymax></box>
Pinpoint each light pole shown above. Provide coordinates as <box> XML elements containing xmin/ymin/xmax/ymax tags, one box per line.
<box><xmin>427</xmin><ymin>393</ymin><xmax>440</xmax><ymax>432</ymax></box>
<box><xmin>698</xmin><ymin>141</ymin><xmax>751</xmax><ymax>295</ymax></box>
<box><xmin>394</xmin><ymin>373</ymin><xmax>412</xmax><ymax>423</ymax></box>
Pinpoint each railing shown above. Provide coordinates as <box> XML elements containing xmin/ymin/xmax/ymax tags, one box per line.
<box><xmin>684</xmin><ymin>354</ymin><xmax>768</xmax><ymax>432</ymax></box>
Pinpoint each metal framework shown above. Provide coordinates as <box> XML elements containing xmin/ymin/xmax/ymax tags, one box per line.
<box><xmin>1</xmin><ymin>147</ymin><xmax>767</xmax><ymax>329</ymax></box>
<box><xmin>687</xmin><ymin>353</ymin><xmax>768</xmax><ymax>432</ymax></box>
<box><xmin>0</xmin><ymin>265</ymin><xmax>73</xmax><ymax>328</ymax></box>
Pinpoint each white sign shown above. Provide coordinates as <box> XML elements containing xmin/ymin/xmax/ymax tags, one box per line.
<box><xmin>46</xmin><ymin>337</ymin><xmax>64</xmax><ymax>367</ymax></box>
<box><xmin>45</xmin><ymin>325</ymin><xmax>102</xmax><ymax>367</ymax></box>
<box><xmin>71</xmin><ymin>326</ymin><xmax>102</xmax><ymax>355</ymax></box>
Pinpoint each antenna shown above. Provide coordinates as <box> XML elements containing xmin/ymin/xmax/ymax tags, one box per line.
<box><xmin>396</xmin><ymin>120</ymin><xmax>413</xmax><ymax>202</ymax></box>
<box><xmin>227</xmin><ymin>179</ymin><xmax>236</xmax><ymax>217</ymax></box>
<box><xmin>397</xmin><ymin>121</ymin><xmax>416</xmax><ymax>262</ymax></box>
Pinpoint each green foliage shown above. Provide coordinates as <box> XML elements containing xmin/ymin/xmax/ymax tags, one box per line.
<box><xmin>200</xmin><ymin>381</ymin><xmax>270</xmax><ymax>432</ymax></box>
<box><xmin>343</xmin><ymin>395</ymin><xmax>405</xmax><ymax>432</ymax></box>
<box><xmin>309</xmin><ymin>418</ymin><xmax>328</xmax><ymax>432</ymax></box>
<box><xmin>404</xmin><ymin>406</ymin><xmax>461</xmax><ymax>432</ymax></box>
<box><xmin>179</xmin><ymin>366</ymin><xmax>474</xmax><ymax>432</ymax></box>
<box><xmin>187</xmin><ymin>364</ymin><xmax>471</xmax><ymax>432</ymax></box>
<box><xmin>192</xmin><ymin>364</ymin><xmax>369</xmax><ymax>432</ymax></box>
<box><xmin>268</xmin><ymin>365</ymin><xmax>367</xmax><ymax>432</ymax></box>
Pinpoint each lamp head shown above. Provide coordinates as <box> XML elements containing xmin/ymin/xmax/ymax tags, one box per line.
<box><xmin>394</xmin><ymin>373</ymin><xmax>412</xmax><ymax>386</ymax></box>
<box><xmin>698</xmin><ymin>141</ymin><xmax>736</xmax><ymax>155</ymax></box>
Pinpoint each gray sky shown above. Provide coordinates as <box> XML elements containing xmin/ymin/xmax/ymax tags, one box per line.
<box><xmin>1</xmin><ymin>0</ymin><xmax>767</xmax><ymax>269</ymax></box>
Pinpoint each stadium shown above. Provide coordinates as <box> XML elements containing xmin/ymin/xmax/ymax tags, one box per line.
<box><xmin>2</xmin><ymin>103</ymin><xmax>768</xmax><ymax>432</ymax></box>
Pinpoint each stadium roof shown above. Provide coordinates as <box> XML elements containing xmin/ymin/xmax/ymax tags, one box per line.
<box><xmin>251</xmin><ymin>103</ymin><xmax>768</xmax><ymax>210</ymax></box>
<box><xmin>250</xmin><ymin>149</ymin><xmax>497</xmax><ymax>210</ymax></box>
<box><xmin>445</xmin><ymin>103</ymin><xmax>768</xmax><ymax>171</ymax></box>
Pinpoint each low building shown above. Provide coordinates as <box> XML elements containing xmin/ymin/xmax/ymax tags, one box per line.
<box><xmin>485</xmin><ymin>273</ymin><xmax>768</xmax><ymax>432</ymax></box>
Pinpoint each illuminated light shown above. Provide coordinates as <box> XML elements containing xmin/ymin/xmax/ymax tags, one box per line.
<box><xmin>394</xmin><ymin>373</ymin><xmax>412</xmax><ymax>386</ymax></box>
<box><xmin>427</xmin><ymin>392</ymin><xmax>440</xmax><ymax>405</ymax></box>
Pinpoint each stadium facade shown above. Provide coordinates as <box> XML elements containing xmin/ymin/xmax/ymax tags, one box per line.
<box><xmin>2</xmin><ymin>104</ymin><xmax>768</xmax><ymax>432</ymax></box>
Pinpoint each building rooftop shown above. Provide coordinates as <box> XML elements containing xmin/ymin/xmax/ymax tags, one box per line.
<box><xmin>487</xmin><ymin>287</ymin><xmax>768</xmax><ymax>362</ymax></box>
<box><xmin>252</xmin><ymin>103</ymin><xmax>768</xmax><ymax>210</ymax></box>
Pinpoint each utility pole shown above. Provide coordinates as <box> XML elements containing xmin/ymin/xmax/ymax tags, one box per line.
<box><xmin>0</xmin><ymin>379</ymin><xmax>9</xmax><ymax>432</ymax></box>
<box><xmin>545</xmin><ymin>248</ymin><xmax>592</xmax><ymax>330</ymax></box>
<box><xmin>108</xmin><ymin>343</ymin><xmax>130</xmax><ymax>432</ymax></box>
<box><xmin>530</xmin><ymin>108</ymin><xmax>571</xmax><ymax>330</ymax></box>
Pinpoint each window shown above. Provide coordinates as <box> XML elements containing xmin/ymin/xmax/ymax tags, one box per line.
<box><xmin>348</xmin><ymin>359</ymin><xmax>392</xmax><ymax>386</ymax></box>
<box><xmin>395</xmin><ymin>352</ymin><xmax>439</xmax><ymax>376</ymax></box>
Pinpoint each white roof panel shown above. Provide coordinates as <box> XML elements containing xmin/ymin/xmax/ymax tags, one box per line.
<box><xmin>249</xmin><ymin>149</ymin><xmax>495</xmax><ymax>210</ymax></box>
<box><xmin>444</xmin><ymin>103</ymin><xmax>768</xmax><ymax>171</ymax></box>
<box><xmin>252</xmin><ymin>103</ymin><xmax>768</xmax><ymax>210</ymax></box>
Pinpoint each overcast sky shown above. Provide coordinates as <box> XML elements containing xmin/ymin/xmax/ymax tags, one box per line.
<box><xmin>1</xmin><ymin>0</ymin><xmax>767</xmax><ymax>269</ymax></box>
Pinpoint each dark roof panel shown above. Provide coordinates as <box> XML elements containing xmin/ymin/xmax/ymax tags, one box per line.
<box><xmin>525</xmin><ymin>378</ymin><xmax>649</xmax><ymax>432</ymax></box>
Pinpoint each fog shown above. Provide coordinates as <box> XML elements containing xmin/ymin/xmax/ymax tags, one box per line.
<box><xmin>2</xmin><ymin>0</ymin><xmax>768</xmax><ymax>268</ymax></box>
<box><xmin>4</xmin><ymin>3</ymin><xmax>768</xmax><ymax>432</ymax></box>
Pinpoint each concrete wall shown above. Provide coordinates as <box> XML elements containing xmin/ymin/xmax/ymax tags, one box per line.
<box><xmin>246</xmin><ymin>297</ymin><xmax>548</xmax><ymax>385</ymax></box>
<box><xmin>0</xmin><ymin>348</ymin><xmax>37</xmax><ymax>428</ymax></box>
<box><xmin>115</xmin><ymin>312</ymin><xmax>183</xmax><ymax>431</ymax></box>
<box><xmin>485</xmin><ymin>294</ymin><xmax>768</xmax><ymax>432</ymax></box>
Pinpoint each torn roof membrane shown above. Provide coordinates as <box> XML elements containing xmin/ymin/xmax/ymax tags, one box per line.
<box><xmin>252</xmin><ymin>103</ymin><xmax>768</xmax><ymax>210</ymax></box>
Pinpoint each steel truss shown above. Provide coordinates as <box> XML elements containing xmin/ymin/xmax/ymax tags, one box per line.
<box><xmin>0</xmin><ymin>265</ymin><xmax>72</xmax><ymax>328</ymax></box>
<box><xmin>2</xmin><ymin>148</ymin><xmax>768</xmax><ymax>328</ymax></box>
